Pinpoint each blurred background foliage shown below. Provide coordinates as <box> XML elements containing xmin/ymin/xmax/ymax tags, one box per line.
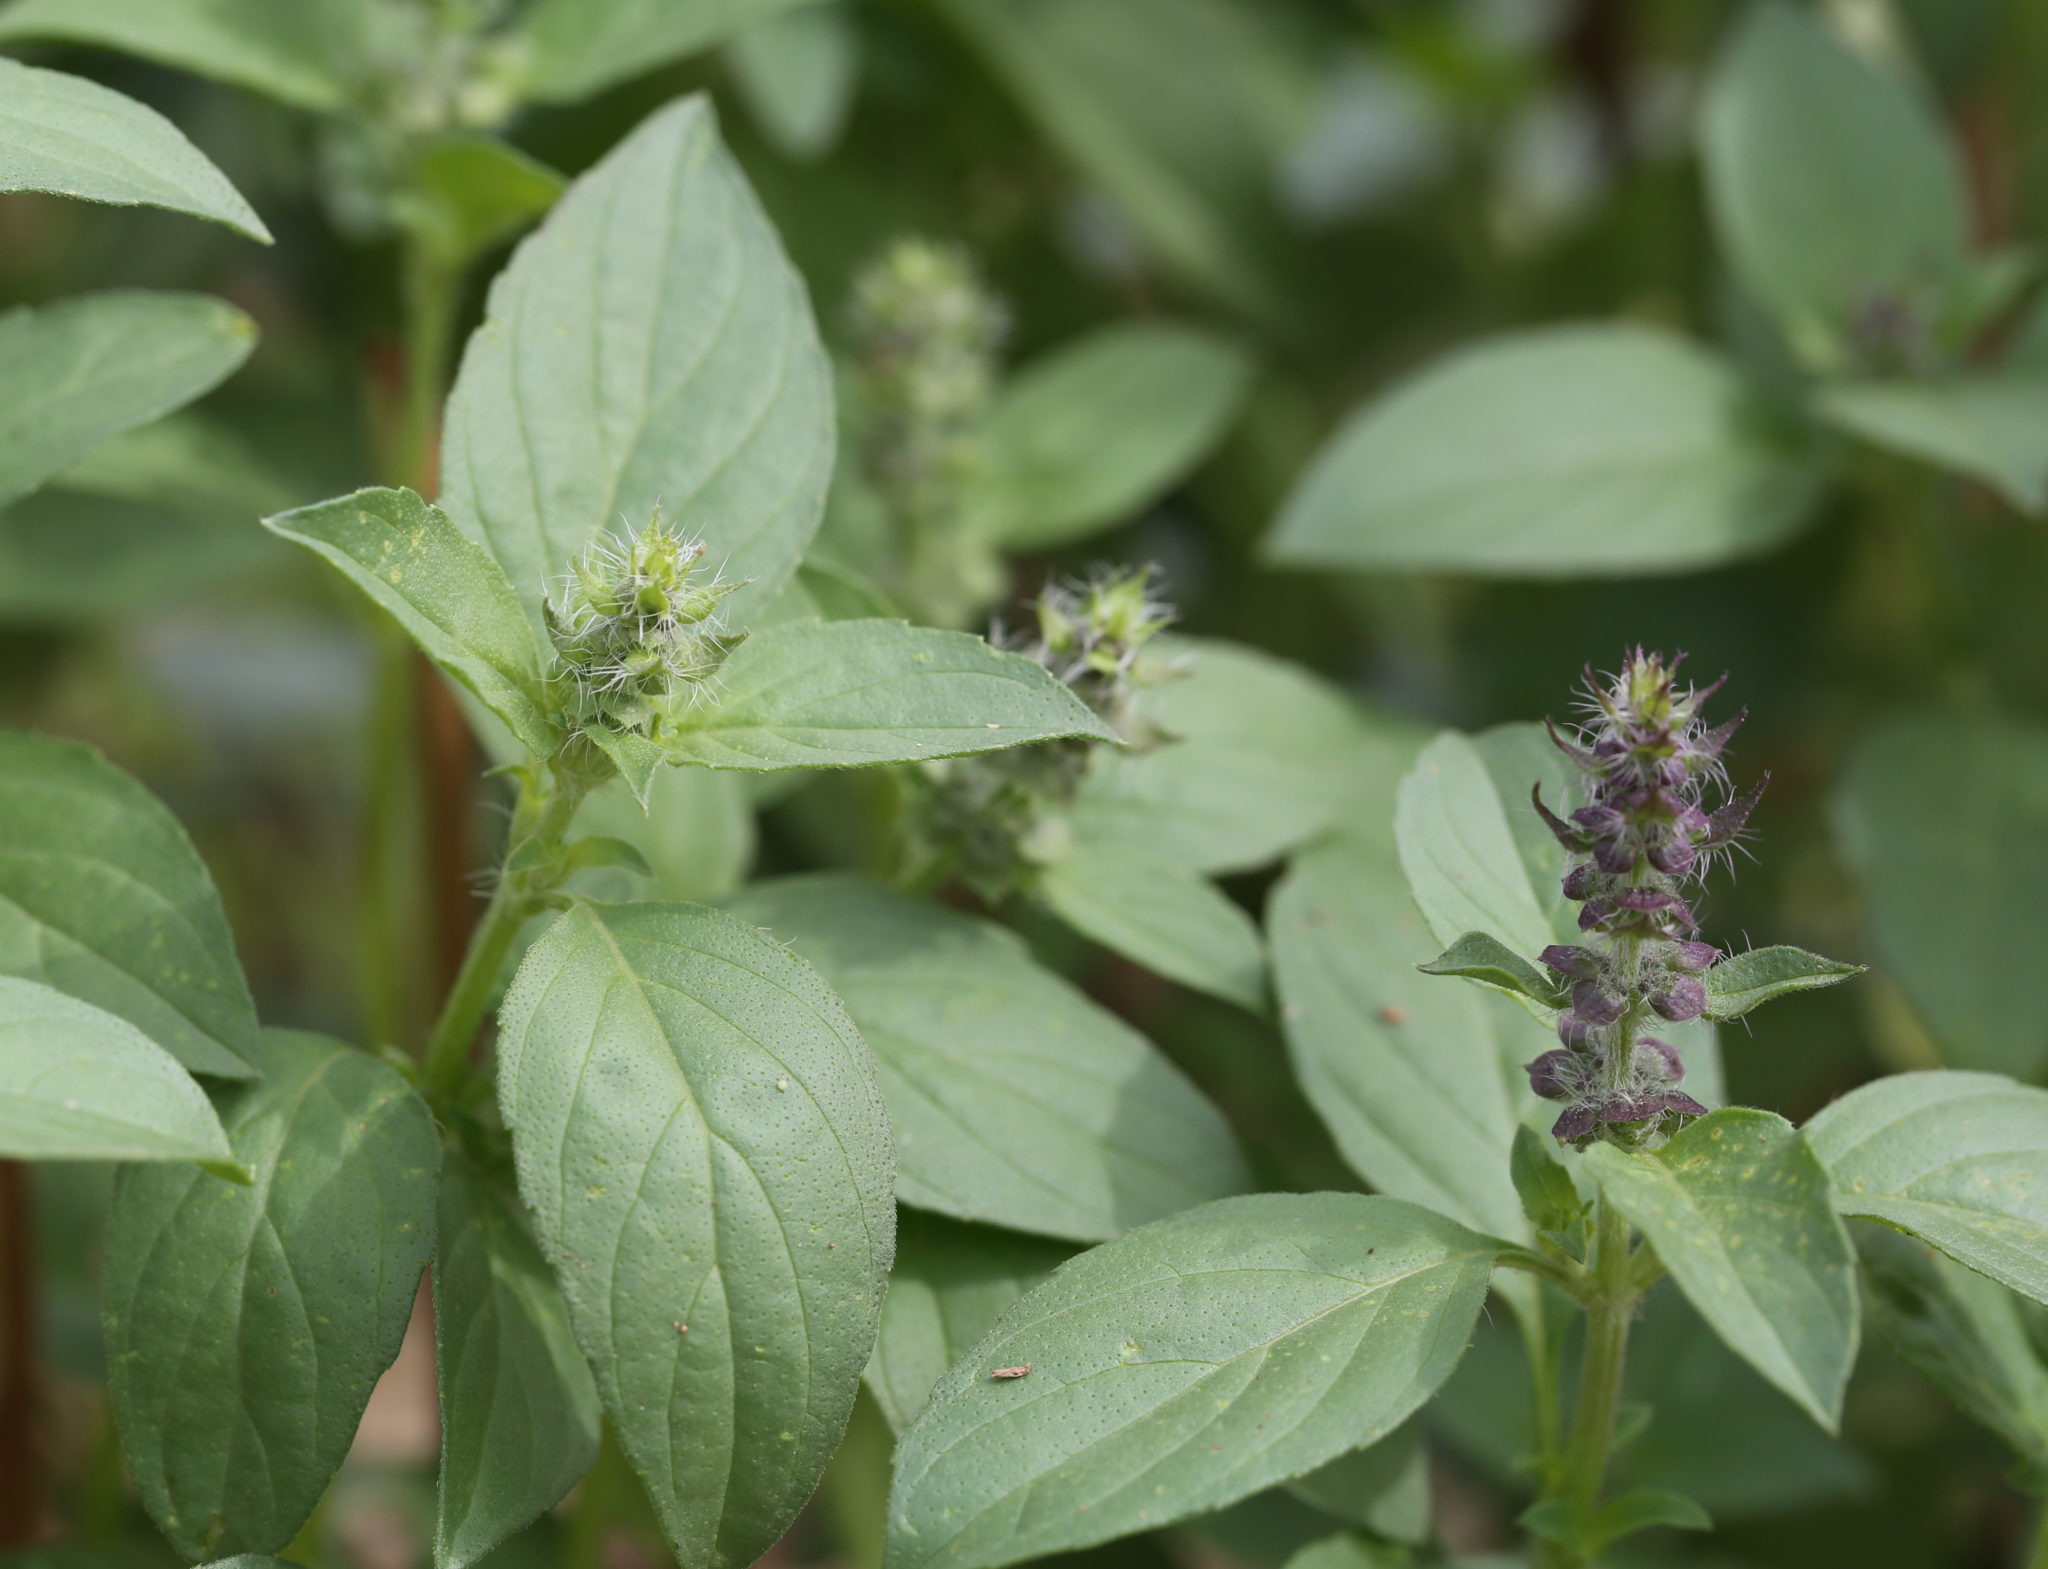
<box><xmin>6</xmin><ymin>0</ymin><xmax>2048</xmax><ymax>1565</ymax></box>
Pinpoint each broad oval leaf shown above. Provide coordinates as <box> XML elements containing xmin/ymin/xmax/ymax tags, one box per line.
<box><xmin>0</xmin><ymin>975</ymin><xmax>231</xmax><ymax>1167</ymax></box>
<box><xmin>508</xmin><ymin>0</ymin><xmax>809</xmax><ymax>104</ymax></box>
<box><xmin>1584</xmin><ymin>1108</ymin><xmax>1859</xmax><ymax>1431</ymax></box>
<box><xmin>1035</xmin><ymin>841</ymin><xmax>1266</xmax><ymax>1012</ymax></box>
<box><xmin>867</xmin><ymin>1211</ymin><xmax>1073</xmax><ymax>1436</ymax></box>
<box><xmin>0</xmin><ymin>291</ymin><xmax>255</xmax><ymax>507</ymax></box>
<box><xmin>0</xmin><ymin>0</ymin><xmax>368</xmax><ymax>110</ymax></box>
<box><xmin>1819</xmin><ymin>376</ymin><xmax>2048</xmax><ymax>516</ymax></box>
<box><xmin>659</xmin><ymin>620</ymin><xmax>1114</xmax><ymax>771</ymax></box>
<box><xmin>1700</xmin><ymin>2</ymin><xmax>1969</xmax><ymax>368</ymax></box>
<box><xmin>1072</xmin><ymin>637</ymin><xmax>1414</xmax><ymax>875</ymax></box>
<box><xmin>104</xmin><ymin>1031</ymin><xmax>439</xmax><ymax>1559</ymax></box>
<box><xmin>1266</xmin><ymin>324</ymin><xmax>1824</xmax><ymax>577</ymax></box>
<box><xmin>496</xmin><ymin>900</ymin><xmax>895</xmax><ymax>1569</ymax></box>
<box><xmin>975</xmin><ymin>323</ymin><xmax>1254</xmax><ymax>549</ymax></box>
<box><xmin>264</xmin><ymin>487</ymin><xmax>560</xmax><ymax>758</ymax></box>
<box><xmin>884</xmin><ymin>1193</ymin><xmax>1501</xmax><ymax>1569</ymax></box>
<box><xmin>728</xmin><ymin>875</ymin><xmax>1246</xmax><ymax>1241</ymax></box>
<box><xmin>434</xmin><ymin>1154</ymin><xmax>602</xmax><ymax>1569</ymax></box>
<box><xmin>1833</xmin><ymin>713</ymin><xmax>2048</xmax><ymax>1077</ymax></box>
<box><xmin>0</xmin><ymin>728</ymin><xmax>258</xmax><ymax>1077</ymax></box>
<box><xmin>1805</xmin><ymin>1069</ymin><xmax>2048</xmax><ymax>1306</ymax></box>
<box><xmin>1856</xmin><ymin>1225</ymin><xmax>2048</xmax><ymax>1485</ymax></box>
<box><xmin>1272</xmin><ymin>826</ymin><xmax>1532</xmax><ymax>1243</ymax></box>
<box><xmin>441</xmin><ymin>95</ymin><xmax>831</xmax><ymax>624</ymax></box>
<box><xmin>0</xmin><ymin>57</ymin><xmax>269</xmax><ymax>239</ymax></box>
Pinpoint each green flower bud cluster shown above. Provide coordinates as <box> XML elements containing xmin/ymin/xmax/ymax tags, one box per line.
<box><xmin>847</xmin><ymin>238</ymin><xmax>1010</xmax><ymax>627</ymax></box>
<box><xmin>545</xmin><ymin>509</ymin><xmax>745</xmax><ymax>739</ymax></box>
<box><xmin>906</xmin><ymin>567</ymin><xmax>1180</xmax><ymax>896</ymax></box>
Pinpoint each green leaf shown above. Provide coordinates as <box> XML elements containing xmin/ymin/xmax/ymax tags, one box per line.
<box><xmin>728</xmin><ymin>875</ymin><xmax>1246</xmax><ymax>1241</ymax></box>
<box><xmin>1833</xmin><ymin>713</ymin><xmax>2048</xmax><ymax>1077</ymax></box>
<box><xmin>1820</xmin><ymin>376</ymin><xmax>2048</xmax><ymax>514</ymax></box>
<box><xmin>884</xmin><ymin>1193</ymin><xmax>1500</xmax><ymax>1569</ymax></box>
<box><xmin>496</xmin><ymin>900</ymin><xmax>895</xmax><ymax>1569</ymax></box>
<box><xmin>926</xmin><ymin>0</ymin><xmax>1306</xmax><ymax>322</ymax></box>
<box><xmin>440</xmin><ymin>95</ymin><xmax>831</xmax><ymax>623</ymax></box>
<box><xmin>1266</xmin><ymin>324</ymin><xmax>1824</xmax><ymax>576</ymax></box>
<box><xmin>0</xmin><ymin>0</ymin><xmax>369</xmax><ymax>110</ymax></box>
<box><xmin>974</xmin><ymin>323</ymin><xmax>1254</xmax><ymax>549</ymax></box>
<box><xmin>1700</xmin><ymin>2</ymin><xmax>1970</xmax><ymax>368</ymax></box>
<box><xmin>1283</xmin><ymin>1420</ymin><xmax>1430</xmax><ymax>1544</ymax></box>
<box><xmin>1278</xmin><ymin>1535</ymin><xmax>1410</xmax><ymax>1569</ymax></box>
<box><xmin>1805</xmin><ymin>1069</ymin><xmax>2048</xmax><ymax>1306</ymax></box>
<box><xmin>0</xmin><ymin>414</ymin><xmax>292</xmax><ymax>624</ymax></box>
<box><xmin>588</xmin><ymin>728</ymin><xmax>668</xmax><ymax>809</ymax></box>
<box><xmin>725</xmin><ymin>3</ymin><xmax>859</xmax><ymax>161</ymax></box>
<box><xmin>1271</xmin><ymin>829</ymin><xmax>1533</xmax><ymax>1243</ymax></box>
<box><xmin>507</xmin><ymin>0</ymin><xmax>809</xmax><ymax>103</ymax></box>
<box><xmin>1035</xmin><ymin>841</ymin><xmax>1266</xmax><ymax>1011</ymax></box>
<box><xmin>104</xmin><ymin>1031</ymin><xmax>439</xmax><ymax>1559</ymax></box>
<box><xmin>1397</xmin><ymin>730</ymin><xmax>1560</xmax><ymax>962</ymax></box>
<box><xmin>264</xmin><ymin>488</ymin><xmax>560</xmax><ymax>759</ymax></box>
<box><xmin>657</xmin><ymin>619</ymin><xmax>1113</xmax><ymax>771</ymax></box>
<box><xmin>1419</xmin><ymin>930</ymin><xmax>1567</xmax><ymax>1009</ymax></box>
<box><xmin>866</xmin><ymin>1211</ymin><xmax>1073</xmax><ymax>1436</ymax></box>
<box><xmin>0</xmin><ymin>728</ymin><xmax>258</xmax><ymax>1077</ymax></box>
<box><xmin>0</xmin><ymin>57</ymin><xmax>269</xmax><ymax>240</ymax></box>
<box><xmin>1583</xmin><ymin>1108</ymin><xmax>1859</xmax><ymax>1431</ymax></box>
<box><xmin>1856</xmin><ymin>1225</ymin><xmax>2048</xmax><ymax>1486</ymax></box>
<box><xmin>400</xmin><ymin>135</ymin><xmax>564</xmax><ymax>275</ymax></box>
<box><xmin>0</xmin><ymin>976</ymin><xmax>232</xmax><ymax>1168</ymax></box>
<box><xmin>1592</xmin><ymin>1488</ymin><xmax>1712</xmax><ymax>1547</ymax></box>
<box><xmin>434</xmin><ymin>1154</ymin><xmax>602</xmax><ymax>1569</ymax></box>
<box><xmin>1511</xmin><ymin>1123</ymin><xmax>1585</xmax><ymax>1236</ymax></box>
<box><xmin>1703</xmin><ymin>945</ymin><xmax>1862</xmax><ymax>1019</ymax></box>
<box><xmin>572</xmin><ymin>767</ymin><xmax>756</xmax><ymax>905</ymax></box>
<box><xmin>1072</xmin><ymin>636</ymin><xmax>1417</xmax><ymax>875</ymax></box>
<box><xmin>0</xmin><ymin>291</ymin><xmax>255</xmax><ymax>507</ymax></box>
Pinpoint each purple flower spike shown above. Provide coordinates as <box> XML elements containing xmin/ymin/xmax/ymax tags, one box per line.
<box><xmin>1670</xmin><ymin>942</ymin><xmax>1720</xmax><ymax>972</ymax></box>
<box><xmin>1650</xmin><ymin>975</ymin><xmax>1707</xmax><ymax>1022</ymax></box>
<box><xmin>1532</xmin><ymin>786</ymin><xmax>1589</xmax><ymax>851</ymax></box>
<box><xmin>1526</xmin><ymin>1050</ymin><xmax>1576</xmax><ymax>1099</ymax></box>
<box><xmin>1562</xmin><ymin>864</ymin><xmax>1601</xmax><ymax>901</ymax></box>
<box><xmin>1553</xmin><ymin>1103</ymin><xmax>1599</xmax><ymax>1142</ymax></box>
<box><xmin>1702</xmin><ymin>773</ymin><xmax>1769</xmax><ymax>848</ymax></box>
<box><xmin>1647</xmin><ymin>839</ymin><xmax>1697</xmax><ymax>876</ymax></box>
<box><xmin>1540</xmin><ymin>944</ymin><xmax>1602</xmax><ymax>979</ymax></box>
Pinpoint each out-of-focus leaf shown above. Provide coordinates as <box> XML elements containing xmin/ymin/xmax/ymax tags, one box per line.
<box><xmin>0</xmin><ymin>414</ymin><xmax>291</xmax><ymax>623</ymax></box>
<box><xmin>1585</xmin><ymin>1109</ymin><xmax>1859</xmax><ymax>1431</ymax></box>
<box><xmin>729</xmin><ymin>875</ymin><xmax>1247</xmax><ymax>1241</ymax></box>
<box><xmin>725</xmin><ymin>3</ymin><xmax>859</xmax><ymax>161</ymax></box>
<box><xmin>866</xmin><ymin>1211</ymin><xmax>1072</xmax><ymax>1436</ymax></box>
<box><xmin>0</xmin><ymin>976</ymin><xmax>232</xmax><ymax>1169</ymax></box>
<box><xmin>104</xmin><ymin>1032</ymin><xmax>439</xmax><ymax>1558</ymax></box>
<box><xmin>401</xmin><ymin>135</ymin><xmax>564</xmax><ymax>273</ymax></box>
<box><xmin>441</xmin><ymin>96</ymin><xmax>830</xmax><ymax>624</ymax></box>
<box><xmin>1857</xmin><ymin>1225</ymin><xmax>2048</xmax><ymax>1487</ymax></box>
<box><xmin>1036</xmin><ymin>841</ymin><xmax>1266</xmax><ymax>1011</ymax></box>
<box><xmin>974</xmin><ymin>323</ymin><xmax>1254</xmax><ymax>549</ymax></box>
<box><xmin>506</xmin><ymin>0</ymin><xmax>810</xmax><ymax>105</ymax></box>
<box><xmin>1834</xmin><ymin>713</ymin><xmax>2048</xmax><ymax>1078</ymax></box>
<box><xmin>1268</xmin><ymin>325</ymin><xmax>1825</xmax><ymax>577</ymax></box>
<box><xmin>1819</xmin><ymin>376</ymin><xmax>2048</xmax><ymax>514</ymax></box>
<box><xmin>1807</xmin><ymin>1069</ymin><xmax>2048</xmax><ymax>1306</ymax></box>
<box><xmin>1072</xmin><ymin>637</ymin><xmax>1414</xmax><ymax>875</ymax></box>
<box><xmin>927</xmin><ymin>0</ymin><xmax>1308</xmax><ymax>323</ymax></box>
<box><xmin>1700</xmin><ymin>2</ymin><xmax>1970</xmax><ymax>368</ymax></box>
<box><xmin>0</xmin><ymin>728</ymin><xmax>258</xmax><ymax>1078</ymax></box>
<box><xmin>0</xmin><ymin>0</ymin><xmax>371</xmax><ymax>109</ymax></box>
<box><xmin>0</xmin><ymin>57</ymin><xmax>269</xmax><ymax>239</ymax></box>
<box><xmin>573</xmin><ymin>767</ymin><xmax>756</xmax><ymax>905</ymax></box>
<box><xmin>0</xmin><ymin>292</ymin><xmax>255</xmax><ymax>507</ymax></box>
<box><xmin>885</xmin><ymin>1194</ymin><xmax>1500</xmax><ymax>1569</ymax></box>
<box><xmin>1284</xmin><ymin>1420</ymin><xmax>1429</xmax><ymax>1544</ymax></box>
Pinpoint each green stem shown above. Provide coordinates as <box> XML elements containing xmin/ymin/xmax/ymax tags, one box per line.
<box><xmin>421</xmin><ymin>777</ymin><xmax>583</xmax><ymax>1101</ymax></box>
<box><xmin>1544</xmin><ymin>1195</ymin><xmax>1637</xmax><ymax>1567</ymax></box>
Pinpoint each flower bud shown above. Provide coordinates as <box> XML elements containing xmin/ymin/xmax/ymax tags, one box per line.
<box><xmin>1539</xmin><ymin>944</ymin><xmax>1602</xmax><ymax>980</ymax></box>
<box><xmin>1571</xmin><ymin>981</ymin><xmax>1625</xmax><ymax>1026</ymax></box>
<box><xmin>1526</xmin><ymin>1049</ymin><xmax>1576</xmax><ymax>1100</ymax></box>
<box><xmin>1649</xmin><ymin>975</ymin><xmax>1707</xmax><ymax>1022</ymax></box>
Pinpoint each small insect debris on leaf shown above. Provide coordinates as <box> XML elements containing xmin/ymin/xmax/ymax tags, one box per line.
<box><xmin>989</xmin><ymin>1363</ymin><xmax>1032</xmax><ymax>1380</ymax></box>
